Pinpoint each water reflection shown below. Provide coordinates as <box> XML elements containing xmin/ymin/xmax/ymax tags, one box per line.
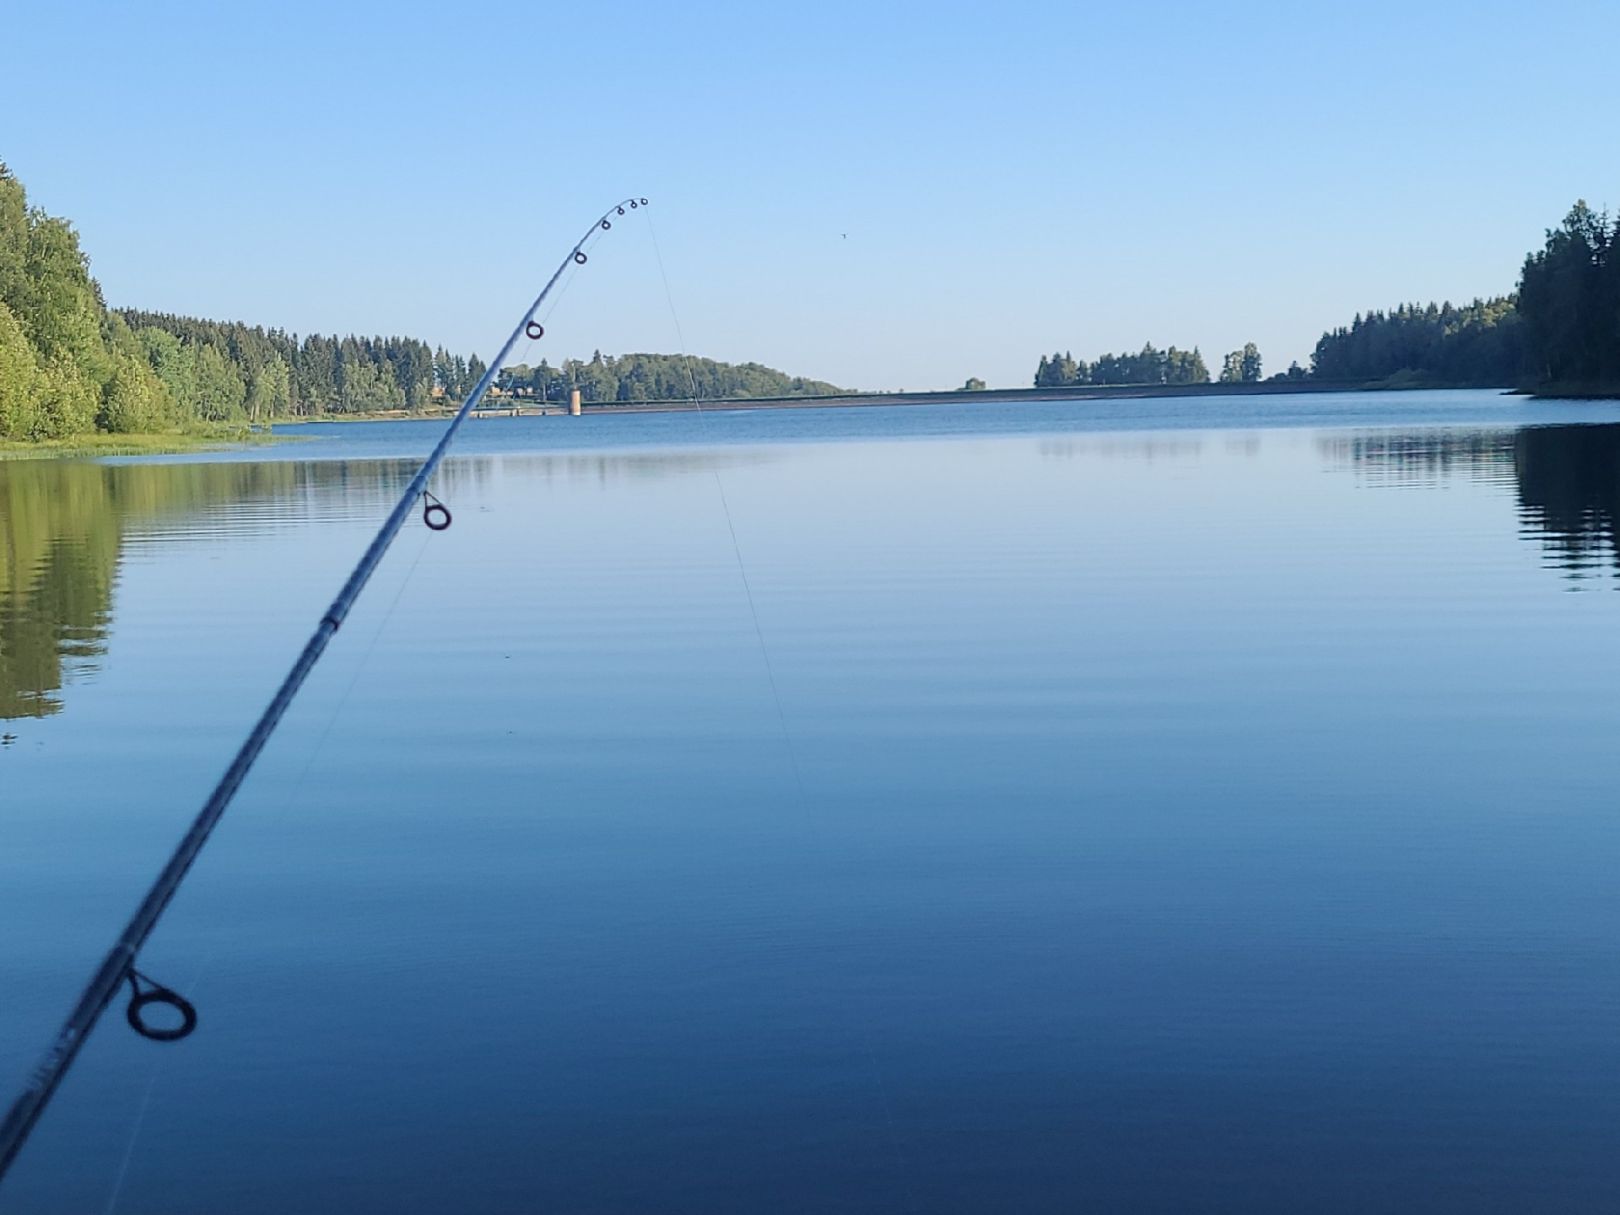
<box><xmin>10</xmin><ymin>423</ymin><xmax>1620</xmax><ymax>718</ymax></box>
<box><xmin>0</xmin><ymin>460</ymin><xmax>407</xmax><ymax>719</ymax></box>
<box><xmin>1328</xmin><ymin>423</ymin><xmax>1620</xmax><ymax>584</ymax></box>
<box><xmin>0</xmin><ymin>447</ymin><xmax>776</xmax><ymax>721</ymax></box>
<box><xmin>481</xmin><ymin>448</ymin><xmax>772</xmax><ymax>486</ymax></box>
<box><xmin>1514</xmin><ymin>424</ymin><xmax>1620</xmax><ymax>582</ymax></box>
<box><xmin>1318</xmin><ymin>429</ymin><xmax>1515</xmax><ymax>487</ymax></box>
<box><xmin>1037</xmin><ymin>437</ymin><xmax>1205</xmax><ymax>462</ymax></box>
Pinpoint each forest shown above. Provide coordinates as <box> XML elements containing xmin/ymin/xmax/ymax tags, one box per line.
<box><xmin>1308</xmin><ymin>297</ymin><xmax>1523</xmax><ymax>385</ymax></box>
<box><xmin>497</xmin><ymin>352</ymin><xmax>840</xmax><ymax>403</ymax></box>
<box><xmin>1032</xmin><ymin>202</ymin><xmax>1619</xmax><ymax>394</ymax></box>
<box><xmin>0</xmin><ymin>160</ymin><xmax>840</xmax><ymax>443</ymax></box>
<box><xmin>1036</xmin><ymin>344</ymin><xmax>1214</xmax><ymax>387</ymax></box>
<box><xmin>1307</xmin><ymin>201</ymin><xmax>1619</xmax><ymax>392</ymax></box>
<box><xmin>1034</xmin><ymin>342</ymin><xmax>1282</xmax><ymax>387</ymax></box>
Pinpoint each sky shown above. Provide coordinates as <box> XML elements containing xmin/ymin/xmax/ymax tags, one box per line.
<box><xmin>2</xmin><ymin>0</ymin><xmax>1616</xmax><ymax>392</ymax></box>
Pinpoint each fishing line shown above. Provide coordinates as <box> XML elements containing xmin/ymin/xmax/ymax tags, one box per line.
<box><xmin>644</xmin><ymin>214</ymin><xmax>803</xmax><ymax>787</ymax></box>
<box><xmin>0</xmin><ymin>196</ymin><xmax>649</xmax><ymax>1191</ymax></box>
<box><xmin>99</xmin><ymin>1062</ymin><xmax>158</xmax><ymax>1215</ymax></box>
<box><xmin>643</xmin><ymin>213</ymin><xmax>919</xmax><ymax>1213</ymax></box>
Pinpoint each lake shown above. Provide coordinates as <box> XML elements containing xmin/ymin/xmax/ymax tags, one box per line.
<box><xmin>3</xmin><ymin>389</ymin><xmax>1620</xmax><ymax>1213</ymax></box>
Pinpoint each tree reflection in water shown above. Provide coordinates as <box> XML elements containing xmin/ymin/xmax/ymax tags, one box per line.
<box><xmin>1326</xmin><ymin>422</ymin><xmax>1620</xmax><ymax>584</ymax></box>
<box><xmin>0</xmin><ymin>460</ymin><xmax>408</xmax><ymax>719</ymax></box>
<box><xmin>0</xmin><ymin>447</ymin><xmax>767</xmax><ymax>721</ymax></box>
<box><xmin>1513</xmin><ymin>424</ymin><xmax>1620</xmax><ymax>581</ymax></box>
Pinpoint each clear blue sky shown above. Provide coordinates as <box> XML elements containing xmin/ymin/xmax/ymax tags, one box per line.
<box><xmin>4</xmin><ymin>0</ymin><xmax>1615</xmax><ymax>390</ymax></box>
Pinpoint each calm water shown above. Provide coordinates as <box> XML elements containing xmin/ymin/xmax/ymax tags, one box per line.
<box><xmin>3</xmin><ymin>390</ymin><xmax>1620</xmax><ymax>1212</ymax></box>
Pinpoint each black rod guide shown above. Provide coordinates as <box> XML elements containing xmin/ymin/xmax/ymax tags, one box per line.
<box><xmin>0</xmin><ymin>197</ymin><xmax>647</xmax><ymax>1189</ymax></box>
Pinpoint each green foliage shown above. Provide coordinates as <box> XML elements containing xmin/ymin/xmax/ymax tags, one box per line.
<box><xmin>1219</xmin><ymin>343</ymin><xmax>1263</xmax><ymax>383</ymax></box>
<box><xmin>1311</xmin><ymin>298</ymin><xmax>1523</xmax><ymax>385</ymax></box>
<box><xmin>246</xmin><ymin>355</ymin><xmax>290</xmax><ymax>421</ymax></box>
<box><xmin>0</xmin><ymin>302</ymin><xmax>43</xmax><ymax>440</ymax></box>
<box><xmin>36</xmin><ymin>353</ymin><xmax>97</xmax><ymax>438</ymax></box>
<box><xmin>122</xmin><ymin>311</ymin><xmax>442</xmax><ymax>418</ymax></box>
<box><xmin>1036</xmin><ymin>344</ymin><xmax>1209</xmax><ymax>387</ymax></box>
<box><xmin>960</xmin><ymin>377</ymin><xmax>987</xmax><ymax>391</ymax></box>
<box><xmin>20</xmin><ymin>214</ymin><xmax>107</xmax><ymax>379</ymax></box>
<box><xmin>99</xmin><ymin>351</ymin><xmax>170</xmax><ymax>434</ymax></box>
<box><xmin>0</xmin><ymin>162</ymin><xmax>116</xmax><ymax>438</ymax></box>
<box><xmin>137</xmin><ymin>327</ymin><xmax>197</xmax><ymax>416</ymax></box>
<box><xmin>2</xmin><ymin>158</ymin><xmax>849</xmax><ymax>438</ymax></box>
<box><xmin>499</xmin><ymin>352</ymin><xmax>844</xmax><ymax>403</ymax></box>
<box><xmin>192</xmin><ymin>342</ymin><xmax>246</xmax><ymax>421</ymax></box>
<box><xmin>337</xmin><ymin>353</ymin><xmax>403</xmax><ymax>413</ymax></box>
<box><xmin>1517</xmin><ymin>201</ymin><xmax>1620</xmax><ymax>388</ymax></box>
<box><xmin>1035</xmin><ymin>351</ymin><xmax>1081</xmax><ymax>387</ymax></box>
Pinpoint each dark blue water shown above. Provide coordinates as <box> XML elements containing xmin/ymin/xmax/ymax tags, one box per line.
<box><xmin>3</xmin><ymin>391</ymin><xmax>1619</xmax><ymax>1212</ymax></box>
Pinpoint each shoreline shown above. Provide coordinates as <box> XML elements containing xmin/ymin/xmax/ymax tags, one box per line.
<box><xmin>291</xmin><ymin>379</ymin><xmax>1526</xmax><ymax>425</ymax></box>
<box><xmin>574</xmin><ymin>379</ymin><xmax>1507</xmax><ymax>414</ymax></box>
<box><xmin>13</xmin><ymin>379</ymin><xmax>1617</xmax><ymax>456</ymax></box>
<box><xmin>0</xmin><ymin>430</ymin><xmax>282</xmax><ymax>461</ymax></box>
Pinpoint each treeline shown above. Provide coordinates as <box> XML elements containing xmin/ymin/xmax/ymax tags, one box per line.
<box><xmin>1308</xmin><ymin>202</ymin><xmax>1617</xmax><ymax>390</ymax></box>
<box><xmin>498</xmin><ymin>351</ymin><xmax>843</xmax><ymax>403</ymax></box>
<box><xmin>1518</xmin><ymin>202</ymin><xmax>1620</xmax><ymax>390</ymax></box>
<box><xmin>1035</xmin><ymin>344</ymin><xmax>1213</xmax><ymax>387</ymax></box>
<box><xmin>1309</xmin><ymin>298</ymin><xmax>1523</xmax><ymax>385</ymax></box>
<box><xmin>1033</xmin><ymin>342</ymin><xmax>1273</xmax><ymax>387</ymax></box>
<box><xmin>0</xmin><ymin>159</ymin><xmax>841</xmax><ymax>442</ymax></box>
<box><xmin>0</xmin><ymin>160</ymin><xmax>500</xmax><ymax>440</ymax></box>
<box><xmin>0</xmin><ymin>161</ymin><xmax>146</xmax><ymax>440</ymax></box>
<box><xmin>1032</xmin><ymin>202</ymin><xmax>1618</xmax><ymax>395</ymax></box>
<box><xmin>116</xmin><ymin>310</ymin><xmax>492</xmax><ymax>418</ymax></box>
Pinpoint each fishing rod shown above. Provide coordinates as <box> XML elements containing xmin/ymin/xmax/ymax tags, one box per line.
<box><xmin>0</xmin><ymin>195</ymin><xmax>650</xmax><ymax>1189</ymax></box>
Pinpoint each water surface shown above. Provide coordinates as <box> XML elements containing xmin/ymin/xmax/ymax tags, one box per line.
<box><xmin>3</xmin><ymin>390</ymin><xmax>1618</xmax><ymax>1212</ymax></box>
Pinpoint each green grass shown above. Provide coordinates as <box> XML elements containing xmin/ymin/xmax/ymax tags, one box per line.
<box><xmin>0</xmin><ymin>426</ymin><xmax>290</xmax><ymax>461</ymax></box>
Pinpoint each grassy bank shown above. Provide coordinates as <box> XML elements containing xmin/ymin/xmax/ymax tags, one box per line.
<box><xmin>0</xmin><ymin>426</ymin><xmax>283</xmax><ymax>461</ymax></box>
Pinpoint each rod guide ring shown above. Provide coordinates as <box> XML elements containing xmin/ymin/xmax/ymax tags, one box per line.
<box><xmin>125</xmin><ymin>972</ymin><xmax>197</xmax><ymax>1043</ymax></box>
<box><xmin>422</xmin><ymin>492</ymin><xmax>452</xmax><ymax>531</ymax></box>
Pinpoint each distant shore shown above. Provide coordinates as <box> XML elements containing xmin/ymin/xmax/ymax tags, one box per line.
<box><xmin>464</xmin><ymin>379</ymin><xmax>1528</xmax><ymax>418</ymax></box>
<box><xmin>16</xmin><ymin>379</ymin><xmax>1612</xmax><ymax>458</ymax></box>
<box><xmin>576</xmin><ymin>379</ymin><xmax>1485</xmax><ymax>414</ymax></box>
